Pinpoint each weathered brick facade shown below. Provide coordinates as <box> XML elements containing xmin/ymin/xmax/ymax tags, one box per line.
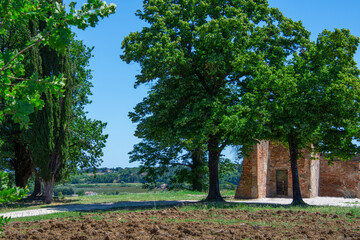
<box><xmin>319</xmin><ymin>159</ymin><xmax>360</xmax><ymax>198</ymax></box>
<box><xmin>235</xmin><ymin>141</ymin><xmax>360</xmax><ymax>199</ymax></box>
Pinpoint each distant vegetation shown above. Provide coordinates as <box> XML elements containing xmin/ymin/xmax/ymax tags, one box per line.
<box><xmin>71</xmin><ymin>166</ymin><xmax>242</xmax><ymax>188</ymax></box>
<box><xmin>51</xmin><ymin>165</ymin><xmax>243</xmax><ymax>197</ymax></box>
<box><xmin>70</xmin><ymin>168</ymin><xmax>144</xmax><ymax>184</ymax></box>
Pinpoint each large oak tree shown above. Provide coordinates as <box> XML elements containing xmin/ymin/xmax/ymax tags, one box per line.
<box><xmin>122</xmin><ymin>0</ymin><xmax>308</xmax><ymax>201</ymax></box>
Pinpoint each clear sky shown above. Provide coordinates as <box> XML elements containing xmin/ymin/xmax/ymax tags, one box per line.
<box><xmin>69</xmin><ymin>0</ymin><xmax>360</xmax><ymax>168</ymax></box>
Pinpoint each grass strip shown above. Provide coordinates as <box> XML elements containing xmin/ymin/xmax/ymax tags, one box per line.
<box><xmin>9</xmin><ymin>202</ymin><xmax>359</xmax><ymax>223</ymax></box>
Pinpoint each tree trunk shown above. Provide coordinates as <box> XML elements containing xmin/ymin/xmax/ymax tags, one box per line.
<box><xmin>190</xmin><ymin>148</ymin><xmax>205</xmax><ymax>192</ymax></box>
<box><xmin>43</xmin><ymin>176</ymin><xmax>55</xmax><ymax>204</ymax></box>
<box><xmin>13</xmin><ymin>142</ymin><xmax>33</xmax><ymax>188</ymax></box>
<box><xmin>32</xmin><ymin>169</ymin><xmax>42</xmax><ymax>197</ymax></box>
<box><xmin>42</xmin><ymin>154</ymin><xmax>61</xmax><ymax>204</ymax></box>
<box><xmin>288</xmin><ymin>134</ymin><xmax>306</xmax><ymax>206</ymax></box>
<box><xmin>205</xmin><ymin>137</ymin><xmax>224</xmax><ymax>202</ymax></box>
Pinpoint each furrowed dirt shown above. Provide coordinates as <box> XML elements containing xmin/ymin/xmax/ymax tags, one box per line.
<box><xmin>2</xmin><ymin>207</ymin><xmax>359</xmax><ymax>239</ymax></box>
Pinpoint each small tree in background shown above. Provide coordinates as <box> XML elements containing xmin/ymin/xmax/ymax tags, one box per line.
<box><xmin>130</xmin><ymin>141</ymin><xmax>207</xmax><ymax>191</ymax></box>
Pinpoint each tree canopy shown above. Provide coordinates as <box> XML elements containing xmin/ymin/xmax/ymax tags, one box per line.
<box><xmin>0</xmin><ymin>0</ymin><xmax>113</xmax><ymax>203</ymax></box>
<box><xmin>0</xmin><ymin>0</ymin><xmax>116</xmax><ymax>126</ymax></box>
<box><xmin>243</xmin><ymin>28</ymin><xmax>360</xmax><ymax>205</ymax></box>
<box><xmin>122</xmin><ymin>0</ymin><xmax>309</xmax><ymax>201</ymax></box>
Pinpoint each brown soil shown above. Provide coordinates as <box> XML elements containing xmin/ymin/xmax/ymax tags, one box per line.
<box><xmin>2</xmin><ymin>207</ymin><xmax>359</xmax><ymax>239</ymax></box>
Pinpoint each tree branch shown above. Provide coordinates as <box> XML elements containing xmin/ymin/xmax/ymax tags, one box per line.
<box><xmin>0</xmin><ymin>30</ymin><xmax>51</xmax><ymax>72</ymax></box>
<box><xmin>192</xmin><ymin>64</ymin><xmax>212</xmax><ymax>96</ymax></box>
<box><xmin>219</xmin><ymin>134</ymin><xmax>231</xmax><ymax>152</ymax></box>
<box><xmin>0</xmin><ymin>74</ymin><xmax>48</xmax><ymax>83</ymax></box>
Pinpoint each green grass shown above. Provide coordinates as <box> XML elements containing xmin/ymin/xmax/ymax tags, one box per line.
<box><xmin>74</xmin><ymin>189</ymin><xmax>205</xmax><ymax>203</ymax></box>
<box><xmin>3</xmin><ymin>189</ymin><xmax>358</xmax><ymax>225</ymax></box>
<box><xmin>0</xmin><ymin>189</ymin><xmax>234</xmax><ymax>213</ymax></box>
<box><xmin>67</xmin><ymin>183</ymin><xmax>146</xmax><ymax>194</ymax></box>
<box><xmin>8</xmin><ymin>201</ymin><xmax>360</xmax><ymax>224</ymax></box>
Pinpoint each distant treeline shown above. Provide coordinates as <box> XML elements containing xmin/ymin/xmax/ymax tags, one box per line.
<box><xmin>70</xmin><ymin>165</ymin><xmax>242</xmax><ymax>190</ymax></box>
<box><xmin>71</xmin><ymin>168</ymin><xmax>144</xmax><ymax>184</ymax></box>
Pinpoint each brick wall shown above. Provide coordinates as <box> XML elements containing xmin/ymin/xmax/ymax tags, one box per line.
<box><xmin>319</xmin><ymin>158</ymin><xmax>360</xmax><ymax>198</ymax></box>
<box><xmin>235</xmin><ymin>141</ymin><xmax>359</xmax><ymax>199</ymax></box>
<box><xmin>235</xmin><ymin>141</ymin><xmax>269</xmax><ymax>199</ymax></box>
<box><xmin>257</xmin><ymin>141</ymin><xmax>270</xmax><ymax>198</ymax></box>
<box><xmin>235</xmin><ymin>141</ymin><xmax>320</xmax><ymax>199</ymax></box>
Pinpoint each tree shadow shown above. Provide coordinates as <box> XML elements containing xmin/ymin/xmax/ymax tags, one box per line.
<box><xmin>47</xmin><ymin>200</ymin><xmax>199</xmax><ymax>212</ymax></box>
<box><xmin>1</xmin><ymin>197</ymin><xmax>80</xmax><ymax>210</ymax></box>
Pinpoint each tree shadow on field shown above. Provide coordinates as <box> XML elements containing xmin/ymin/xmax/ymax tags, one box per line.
<box><xmin>47</xmin><ymin>200</ymin><xmax>199</xmax><ymax>213</ymax></box>
<box><xmin>2</xmin><ymin>197</ymin><xmax>79</xmax><ymax>210</ymax></box>
<box><xmin>2</xmin><ymin>199</ymin><xmax>314</xmax><ymax>218</ymax></box>
<box><xmin>46</xmin><ymin>200</ymin><xmax>311</xmax><ymax>215</ymax></box>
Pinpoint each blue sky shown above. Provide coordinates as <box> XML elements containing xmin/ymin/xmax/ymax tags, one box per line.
<box><xmin>69</xmin><ymin>0</ymin><xmax>360</xmax><ymax>168</ymax></box>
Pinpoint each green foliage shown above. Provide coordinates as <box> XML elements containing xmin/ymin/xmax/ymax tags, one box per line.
<box><xmin>77</xmin><ymin>190</ymin><xmax>85</xmax><ymax>196</ymax></box>
<box><xmin>244</xmin><ymin>28</ymin><xmax>360</xmax><ymax>156</ymax></box>
<box><xmin>0</xmin><ymin>38</ymin><xmax>108</xmax><ymax>199</ymax></box>
<box><xmin>69</xmin><ymin>165</ymin><xmax>239</xmax><ymax>192</ymax></box>
<box><xmin>242</xmin><ymin>28</ymin><xmax>360</xmax><ymax>204</ymax></box>
<box><xmin>70</xmin><ymin>168</ymin><xmax>144</xmax><ymax>184</ymax></box>
<box><xmin>122</xmin><ymin>0</ymin><xmax>308</xmax><ymax>201</ymax></box>
<box><xmin>0</xmin><ymin>0</ymin><xmax>116</xmax><ymax>126</ymax></box>
<box><xmin>0</xmin><ymin>171</ymin><xmax>27</xmax><ymax>204</ymax></box>
<box><xmin>68</xmin><ymin>116</ymin><xmax>108</xmax><ymax>175</ymax></box>
<box><xmin>0</xmin><ymin>171</ymin><xmax>27</xmax><ymax>232</ymax></box>
<box><xmin>54</xmin><ymin>187</ymin><xmax>74</xmax><ymax>197</ymax></box>
<box><xmin>219</xmin><ymin>161</ymin><xmax>243</xmax><ymax>186</ymax></box>
<box><xmin>0</xmin><ymin>3</ymin><xmax>110</xmax><ymax>203</ymax></box>
<box><xmin>129</xmin><ymin>140</ymin><xmax>207</xmax><ymax>191</ymax></box>
<box><xmin>63</xmin><ymin>39</ymin><xmax>108</xmax><ymax>181</ymax></box>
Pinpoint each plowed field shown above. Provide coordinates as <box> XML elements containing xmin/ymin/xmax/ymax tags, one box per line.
<box><xmin>2</xmin><ymin>207</ymin><xmax>359</xmax><ymax>239</ymax></box>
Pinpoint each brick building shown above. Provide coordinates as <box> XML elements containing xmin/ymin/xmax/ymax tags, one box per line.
<box><xmin>235</xmin><ymin>141</ymin><xmax>360</xmax><ymax>199</ymax></box>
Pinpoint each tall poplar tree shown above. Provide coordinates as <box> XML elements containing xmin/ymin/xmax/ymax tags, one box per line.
<box><xmin>0</xmin><ymin>0</ymin><xmax>116</xmax><ymax>126</ymax></box>
<box><xmin>28</xmin><ymin>43</ymin><xmax>72</xmax><ymax>203</ymax></box>
<box><xmin>0</xmin><ymin>2</ymin><xmax>110</xmax><ymax>201</ymax></box>
<box><xmin>26</xmin><ymin>37</ymin><xmax>108</xmax><ymax>203</ymax></box>
<box><xmin>0</xmin><ymin>18</ymin><xmax>43</xmax><ymax>188</ymax></box>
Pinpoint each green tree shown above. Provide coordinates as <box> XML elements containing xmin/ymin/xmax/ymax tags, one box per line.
<box><xmin>130</xmin><ymin>140</ymin><xmax>207</xmax><ymax>191</ymax></box>
<box><xmin>122</xmin><ymin>0</ymin><xmax>308</xmax><ymax>201</ymax></box>
<box><xmin>26</xmin><ymin>37</ymin><xmax>108</xmax><ymax>203</ymax></box>
<box><xmin>0</xmin><ymin>38</ymin><xmax>107</xmax><ymax>192</ymax></box>
<box><xmin>128</xmin><ymin>68</ymin><xmax>208</xmax><ymax>191</ymax></box>
<box><xmin>0</xmin><ymin>0</ymin><xmax>116</xmax><ymax>126</ymax></box>
<box><xmin>243</xmin><ymin>29</ymin><xmax>360</xmax><ymax>205</ymax></box>
<box><xmin>27</xmin><ymin>38</ymin><xmax>73</xmax><ymax>203</ymax></box>
<box><xmin>64</xmin><ymin>39</ymin><xmax>108</xmax><ymax>181</ymax></box>
<box><xmin>0</xmin><ymin>0</ymin><xmax>114</xmax><ymax>205</ymax></box>
<box><xmin>0</xmin><ymin>38</ymin><xmax>108</xmax><ymax>203</ymax></box>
